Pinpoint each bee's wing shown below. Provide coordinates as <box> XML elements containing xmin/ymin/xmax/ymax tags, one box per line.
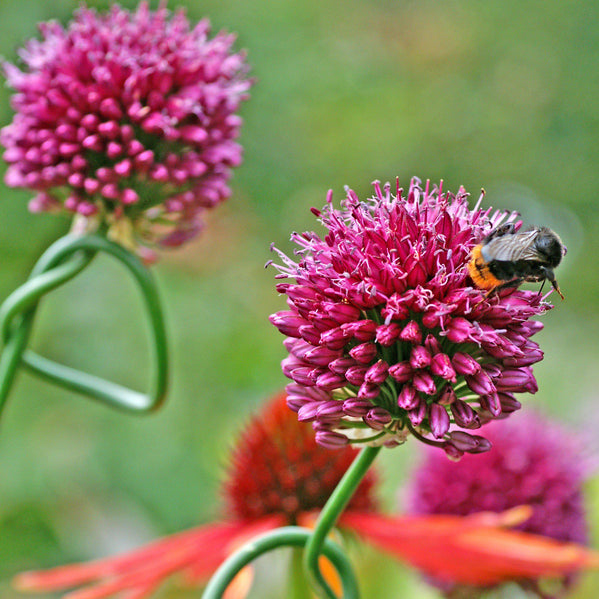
<box><xmin>485</xmin><ymin>230</ymin><xmax>540</xmax><ymax>261</ymax></box>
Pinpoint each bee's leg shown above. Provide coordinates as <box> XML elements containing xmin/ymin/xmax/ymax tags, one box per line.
<box><xmin>483</xmin><ymin>223</ymin><xmax>516</xmax><ymax>244</ymax></box>
<box><xmin>474</xmin><ymin>278</ymin><xmax>521</xmax><ymax>307</ymax></box>
<box><xmin>493</xmin><ymin>277</ymin><xmax>523</xmax><ymax>293</ymax></box>
<box><xmin>542</xmin><ymin>267</ymin><xmax>565</xmax><ymax>300</ymax></box>
<box><xmin>537</xmin><ymin>279</ymin><xmax>546</xmax><ymax>297</ymax></box>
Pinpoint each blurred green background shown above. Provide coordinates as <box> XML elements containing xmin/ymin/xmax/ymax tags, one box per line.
<box><xmin>0</xmin><ymin>0</ymin><xmax>598</xmax><ymax>597</ymax></box>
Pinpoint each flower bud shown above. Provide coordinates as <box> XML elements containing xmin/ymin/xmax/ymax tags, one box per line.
<box><xmin>345</xmin><ymin>365</ymin><xmax>369</xmax><ymax>386</ymax></box>
<box><xmin>315</xmin><ymin>430</ymin><xmax>349</xmax><ymax>448</ymax></box>
<box><xmin>398</xmin><ymin>385</ymin><xmax>419</xmax><ymax>410</ymax></box>
<box><xmin>375</xmin><ymin>323</ymin><xmax>401</xmax><ymax>346</ymax></box>
<box><xmin>450</xmin><ymin>399</ymin><xmax>480</xmax><ymax>429</ymax></box>
<box><xmin>349</xmin><ymin>342</ymin><xmax>378</xmax><ymax>364</ymax></box>
<box><xmin>430</xmin><ymin>353</ymin><xmax>456</xmax><ymax>382</ymax></box>
<box><xmin>358</xmin><ymin>382</ymin><xmax>381</xmax><ymax>400</ymax></box>
<box><xmin>365</xmin><ymin>360</ymin><xmax>389</xmax><ymax>384</ymax></box>
<box><xmin>410</xmin><ymin>346</ymin><xmax>431</xmax><ymax>369</ymax></box>
<box><xmin>399</xmin><ymin>320</ymin><xmax>422</xmax><ymax>344</ymax></box>
<box><xmin>413</xmin><ymin>371</ymin><xmax>436</xmax><ymax>395</ymax></box>
<box><xmin>364</xmin><ymin>407</ymin><xmax>392</xmax><ymax>430</ymax></box>
<box><xmin>430</xmin><ymin>404</ymin><xmax>450</xmax><ymax>439</ymax></box>
<box><xmin>465</xmin><ymin>370</ymin><xmax>496</xmax><ymax>396</ymax></box>
<box><xmin>445</xmin><ymin>317</ymin><xmax>474</xmax><ymax>343</ymax></box>
<box><xmin>389</xmin><ymin>361</ymin><xmax>413</xmax><ymax>383</ymax></box>
<box><xmin>452</xmin><ymin>352</ymin><xmax>481</xmax><ymax>375</ymax></box>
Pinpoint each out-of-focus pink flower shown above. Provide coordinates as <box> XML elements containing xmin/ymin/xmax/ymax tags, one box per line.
<box><xmin>1</xmin><ymin>2</ymin><xmax>252</xmax><ymax>252</ymax></box>
<box><xmin>404</xmin><ymin>410</ymin><xmax>594</xmax><ymax>596</ymax></box>
<box><xmin>269</xmin><ymin>177</ymin><xmax>551</xmax><ymax>456</ymax></box>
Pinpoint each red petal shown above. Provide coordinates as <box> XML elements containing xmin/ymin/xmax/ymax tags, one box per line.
<box><xmin>14</xmin><ymin>515</ymin><xmax>284</xmax><ymax>598</ymax></box>
<box><xmin>341</xmin><ymin>511</ymin><xmax>599</xmax><ymax>586</ymax></box>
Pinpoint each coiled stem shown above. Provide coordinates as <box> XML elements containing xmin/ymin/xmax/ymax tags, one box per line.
<box><xmin>0</xmin><ymin>233</ymin><xmax>168</xmax><ymax>417</ymax></box>
<box><xmin>201</xmin><ymin>527</ymin><xmax>360</xmax><ymax>599</ymax></box>
<box><xmin>201</xmin><ymin>446</ymin><xmax>381</xmax><ymax>598</ymax></box>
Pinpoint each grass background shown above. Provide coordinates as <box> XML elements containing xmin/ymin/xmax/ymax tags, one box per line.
<box><xmin>0</xmin><ymin>0</ymin><xmax>598</xmax><ymax>596</ymax></box>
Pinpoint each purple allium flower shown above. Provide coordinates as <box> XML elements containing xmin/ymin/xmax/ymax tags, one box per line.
<box><xmin>1</xmin><ymin>2</ymin><xmax>251</xmax><ymax>253</ymax></box>
<box><xmin>406</xmin><ymin>411</ymin><xmax>591</xmax><ymax>596</ymax></box>
<box><xmin>269</xmin><ymin>177</ymin><xmax>554</xmax><ymax>455</ymax></box>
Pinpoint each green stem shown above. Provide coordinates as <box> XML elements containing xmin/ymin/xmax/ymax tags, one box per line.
<box><xmin>0</xmin><ymin>251</ymin><xmax>92</xmax><ymax>413</ymax></box>
<box><xmin>0</xmin><ymin>253</ymin><xmax>92</xmax><ymax>339</ymax></box>
<box><xmin>0</xmin><ymin>233</ymin><xmax>168</xmax><ymax>417</ymax></box>
<box><xmin>201</xmin><ymin>527</ymin><xmax>359</xmax><ymax>599</ymax></box>
<box><xmin>304</xmin><ymin>445</ymin><xmax>381</xmax><ymax>599</ymax></box>
<box><xmin>290</xmin><ymin>546</ymin><xmax>312</xmax><ymax>599</ymax></box>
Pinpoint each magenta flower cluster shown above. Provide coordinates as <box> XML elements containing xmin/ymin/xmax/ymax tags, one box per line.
<box><xmin>407</xmin><ymin>411</ymin><xmax>590</xmax><ymax>594</ymax></box>
<box><xmin>1</xmin><ymin>2</ymin><xmax>251</xmax><ymax>249</ymax></box>
<box><xmin>270</xmin><ymin>177</ymin><xmax>551</xmax><ymax>456</ymax></box>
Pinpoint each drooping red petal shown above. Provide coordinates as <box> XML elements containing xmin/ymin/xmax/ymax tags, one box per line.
<box><xmin>341</xmin><ymin>511</ymin><xmax>599</xmax><ymax>586</ymax></box>
<box><xmin>14</xmin><ymin>515</ymin><xmax>284</xmax><ymax>599</ymax></box>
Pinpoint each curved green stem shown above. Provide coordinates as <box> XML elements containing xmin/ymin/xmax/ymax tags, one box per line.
<box><xmin>304</xmin><ymin>446</ymin><xmax>381</xmax><ymax>599</ymax></box>
<box><xmin>0</xmin><ymin>253</ymin><xmax>91</xmax><ymax>339</ymax></box>
<box><xmin>201</xmin><ymin>527</ymin><xmax>359</xmax><ymax>599</ymax></box>
<box><xmin>0</xmin><ymin>233</ymin><xmax>168</xmax><ymax>416</ymax></box>
<box><xmin>0</xmin><ymin>250</ymin><xmax>92</xmax><ymax>413</ymax></box>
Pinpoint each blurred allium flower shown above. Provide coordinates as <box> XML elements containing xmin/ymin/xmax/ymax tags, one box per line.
<box><xmin>269</xmin><ymin>177</ymin><xmax>550</xmax><ymax>456</ymax></box>
<box><xmin>405</xmin><ymin>411</ymin><xmax>593</xmax><ymax>596</ymax></box>
<box><xmin>15</xmin><ymin>396</ymin><xmax>599</xmax><ymax>599</ymax></box>
<box><xmin>1</xmin><ymin>2</ymin><xmax>251</xmax><ymax>251</ymax></box>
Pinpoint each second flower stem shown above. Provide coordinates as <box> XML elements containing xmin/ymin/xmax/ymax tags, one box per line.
<box><xmin>303</xmin><ymin>445</ymin><xmax>381</xmax><ymax>599</ymax></box>
<box><xmin>202</xmin><ymin>527</ymin><xmax>359</xmax><ymax>599</ymax></box>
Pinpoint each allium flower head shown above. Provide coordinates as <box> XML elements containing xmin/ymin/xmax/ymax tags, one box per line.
<box><xmin>269</xmin><ymin>177</ymin><xmax>552</xmax><ymax>456</ymax></box>
<box><xmin>1</xmin><ymin>2</ymin><xmax>251</xmax><ymax>251</ymax></box>
<box><xmin>407</xmin><ymin>411</ymin><xmax>591</xmax><ymax>596</ymax></box>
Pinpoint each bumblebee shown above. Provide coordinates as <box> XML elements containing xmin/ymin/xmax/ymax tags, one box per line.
<box><xmin>468</xmin><ymin>223</ymin><xmax>566</xmax><ymax>299</ymax></box>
